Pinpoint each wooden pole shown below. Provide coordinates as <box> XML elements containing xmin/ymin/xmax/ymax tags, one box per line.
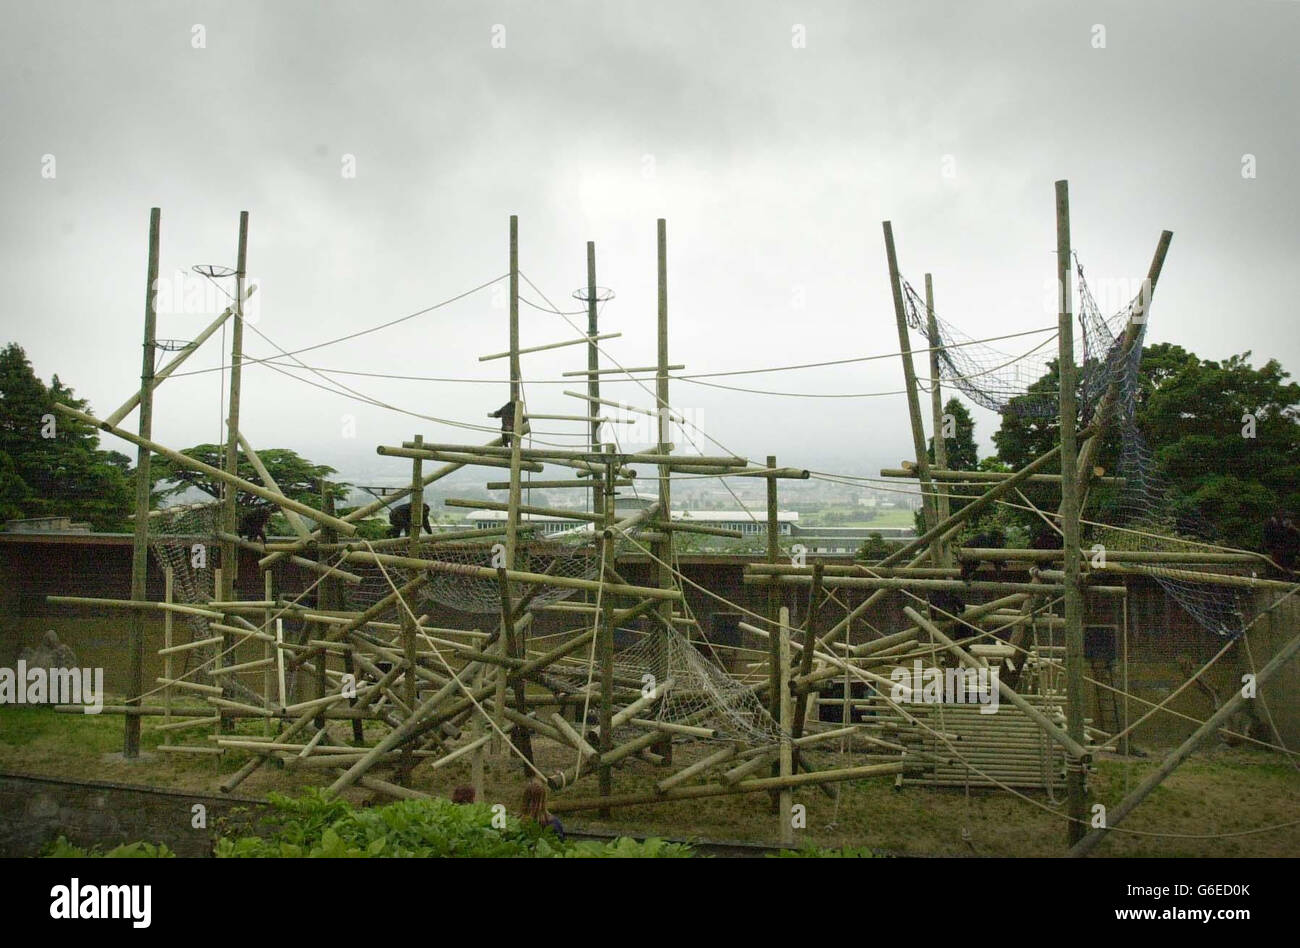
<box><xmin>125</xmin><ymin>206</ymin><xmax>160</xmax><ymax>758</ymax></box>
<box><xmin>498</xmin><ymin>569</ymin><xmax>533</xmax><ymax>766</ymax></box>
<box><xmin>509</xmin><ymin>214</ymin><xmax>520</xmax><ymax>405</ymax></box>
<box><xmin>496</xmin><ymin>212</ymin><xmax>523</xmax><ymax>758</ymax></box>
<box><xmin>405</xmin><ymin>436</ymin><xmax>423</xmax><ymax>715</ymax></box>
<box><xmin>766</xmin><ymin>454</ymin><xmax>781</xmax><ymax>725</ymax></box>
<box><xmin>586</xmin><ymin>241</ymin><xmax>602</xmax><ymax>520</ymax></box>
<box><xmin>599</xmin><ymin>445</ymin><xmax>616</xmax><ymax>816</ymax></box>
<box><xmin>1055</xmin><ymin>181</ymin><xmax>1089</xmax><ymax>845</ymax></box>
<box><xmin>162</xmin><ymin>566</ymin><xmax>173</xmax><ymax>746</ymax></box>
<box><xmin>883</xmin><ymin>222</ymin><xmax>943</xmax><ymax>566</ymax></box>
<box><xmin>654</xmin><ymin>219</ymin><xmax>674</xmax><ymax>763</ymax></box>
<box><xmin>220</xmin><ymin>211</ymin><xmax>249</xmax><ymax>604</ymax></box>
<box><xmin>549</xmin><ymin>761</ymin><xmax>910</xmax><ymax>813</ymax></box>
<box><xmin>262</xmin><ymin>570</ymin><xmax>274</xmax><ymax>737</ymax></box>
<box><xmin>924</xmin><ymin>274</ymin><xmax>952</xmax><ymax>543</ymax></box>
<box><xmin>778</xmin><ymin>605</ymin><xmax>794</xmax><ymax>846</ymax></box>
<box><xmin>315</xmin><ymin>480</ymin><xmax>336</xmax><ymax>732</ymax></box>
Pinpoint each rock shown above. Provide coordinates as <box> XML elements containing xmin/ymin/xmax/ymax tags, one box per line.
<box><xmin>17</xmin><ymin>629</ymin><xmax>78</xmax><ymax>670</ymax></box>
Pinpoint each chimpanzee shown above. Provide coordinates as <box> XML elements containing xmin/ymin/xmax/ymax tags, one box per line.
<box><xmin>488</xmin><ymin>401</ymin><xmax>517</xmax><ymax>446</ymax></box>
<box><xmin>1030</xmin><ymin>523</ymin><xmax>1064</xmax><ymax>552</ymax></box>
<box><xmin>960</xmin><ymin>527</ymin><xmax>1007</xmax><ymax>583</ymax></box>
<box><xmin>388</xmin><ymin>501</ymin><xmax>433</xmax><ymax>538</ymax></box>
<box><xmin>1263</xmin><ymin>512</ymin><xmax>1300</xmax><ymax>571</ymax></box>
<box><xmin>927</xmin><ymin>590</ymin><xmax>973</xmax><ymax>639</ymax></box>
<box><xmin>238</xmin><ymin>506</ymin><xmax>273</xmax><ymax>544</ymax></box>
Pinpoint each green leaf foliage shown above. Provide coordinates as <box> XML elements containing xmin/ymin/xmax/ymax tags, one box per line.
<box><xmin>43</xmin><ymin>835</ymin><xmax>175</xmax><ymax>858</ymax></box>
<box><xmin>211</xmin><ymin>790</ymin><xmax>698</xmax><ymax>859</ymax></box>
<box><xmin>0</xmin><ymin>343</ymin><xmax>135</xmax><ymax>529</ymax></box>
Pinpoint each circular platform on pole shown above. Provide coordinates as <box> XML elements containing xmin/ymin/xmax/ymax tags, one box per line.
<box><xmin>572</xmin><ymin>286</ymin><xmax>615</xmax><ymax>303</ymax></box>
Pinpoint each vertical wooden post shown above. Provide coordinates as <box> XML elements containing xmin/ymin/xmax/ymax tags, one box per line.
<box><xmin>470</xmin><ymin>663</ymin><xmax>486</xmax><ymax>800</ymax></box>
<box><xmin>924</xmin><ymin>274</ymin><xmax>952</xmax><ymax>549</ymax></box>
<box><xmin>126</xmin><ymin>206</ymin><xmax>160</xmax><ymax>758</ymax></box>
<box><xmin>496</xmin><ymin>213</ymin><xmax>522</xmax><ymax>758</ymax></box>
<box><xmin>162</xmin><ymin>565</ymin><xmax>173</xmax><ymax>746</ymax></box>
<box><xmin>766</xmin><ymin>454</ymin><xmax>782</xmax><ymax>724</ymax></box>
<box><xmin>586</xmin><ymin>241</ymin><xmax>603</xmax><ymax>519</ymax></box>
<box><xmin>883</xmin><ymin>222</ymin><xmax>943</xmax><ymax>566</ymax></box>
<box><xmin>401</xmin><ymin>438</ymin><xmax>424</xmax><ymax>771</ymax></box>
<box><xmin>1055</xmin><ymin>180</ymin><xmax>1089</xmax><ymax>845</ymax></box>
<box><xmin>509</xmin><ymin>214</ymin><xmax>520</xmax><ymax>405</ymax></box>
<box><xmin>405</xmin><ymin>436</ymin><xmax>424</xmax><ymax>712</ymax></box>
<box><xmin>211</xmin><ymin>566</ymin><xmax>223</xmax><ymax>754</ymax></box>
<box><xmin>598</xmin><ymin>444</ymin><xmax>617</xmax><ymax>817</ymax></box>
<box><xmin>653</xmin><ymin>219</ymin><xmax>674</xmax><ymax>763</ymax></box>
<box><xmin>316</xmin><ymin>480</ymin><xmax>336</xmax><ymax>733</ymax></box>
<box><xmin>218</xmin><ymin>211</ymin><xmax>249</xmax><ymax>733</ymax></box>
<box><xmin>765</xmin><ymin>454</ymin><xmax>783</xmax><ymax>802</ymax></box>
<box><xmin>262</xmin><ymin>570</ymin><xmax>274</xmax><ymax>737</ymax></box>
<box><xmin>778</xmin><ymin>605</ymin><xmax>794</xmax><ymax>847</ymax></box>
<box><xmin>275</xmin><ymin>613</ymin><xmax>287</xmax><ymax>714</ymax></box>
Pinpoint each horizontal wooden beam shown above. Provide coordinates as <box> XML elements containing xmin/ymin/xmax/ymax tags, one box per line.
<box><xmin>549</xmin><ymin>761</ymin><xmax>912</xmax><ymax>813</ymax></box>
<box><xmin>443</xmin><ymin>497</ymin><xmax>603</xmax><ymax>523</ymax></box>
<box><xmin>479</xmin><ymin>332</ymin><xmax>620</xmax><ymax>362</ymax></box>
<box><xmin>377</xmin><ymin>446</ymin><xmax>545</xmax><ymax>472</ymax></box>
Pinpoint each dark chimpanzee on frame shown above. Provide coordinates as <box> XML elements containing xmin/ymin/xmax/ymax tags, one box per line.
<box><xmin>388</xmin><ymin>501</ymin><xmax>433</xmax><ymax>539</ymax></box>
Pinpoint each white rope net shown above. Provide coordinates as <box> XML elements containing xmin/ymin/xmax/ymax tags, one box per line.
<box><xmin>549</xmin><ymin>624</ymin><xmax>788</xmax><ymax>748</ymax></box>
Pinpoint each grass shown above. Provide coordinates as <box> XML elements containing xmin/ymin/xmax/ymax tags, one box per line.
<box><xmin>4</xmin><ymin>702</ymin><xmax>1298</xmax><ymax>856</ymax></box>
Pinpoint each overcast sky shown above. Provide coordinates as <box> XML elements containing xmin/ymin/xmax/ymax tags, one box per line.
<box><xmin>2</xmin><ymin>1</ymin><xmax>1296</xmax><ymax>486</ymax></box>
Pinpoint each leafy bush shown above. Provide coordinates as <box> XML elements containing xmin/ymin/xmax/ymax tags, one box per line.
<box><xmin>43</xmin><ymin>836</ymin><xmax>174</xmax><ymax>858</ymax></box>
<box><xmin>213</xmin><ymin>790</ymin><xmax>697</xmax><ymax>859</ymax></box>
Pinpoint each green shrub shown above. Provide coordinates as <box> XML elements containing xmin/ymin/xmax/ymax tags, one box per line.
<box><xmin>43</xmin><ymin>836</ymin><xmax>175</xmax><ymax>858</ymax></box>
<box><xmin>213</xmin><ymin>790</ymin><xmax>697</xmax><ymax>859</ymax></box>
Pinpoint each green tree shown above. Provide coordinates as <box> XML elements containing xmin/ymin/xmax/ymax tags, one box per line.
<box><xmin>1141</xmin><ymin>350</ymin><xmax>1300</xmax><ymax>547</ymax></box>
<box><xmin>0</xmin><ymin>343</ymin><xmax>134</xmax><ymax>529</ymax></box>
<box><xmin>339</xmin><ymin>507</ymin><xmax>391</xmax><ymax>540</ymax></box>
<box><xmin>990</xmin><ymin>345</ymin><xmax>1300</xmax><ymax>549</ymax></box>
<box><xmin>151</xmin><ymin>445</ymin><xmax>348</xmax><ymax>514</ymax></box>
<box><xmin>857</xmin><ymin>532</ymin><xmax>889</xmax><ymax>560</ymax></box>
<box><xmin>927</xmin><ymin>397</ymin><xmax>978</xmax><ymax>471</ymax></box>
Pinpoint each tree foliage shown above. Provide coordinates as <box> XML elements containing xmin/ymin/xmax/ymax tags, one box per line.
<box><xmin>150</xmin><ymin>444</ymin><xmax>348</xmax><ymax>513</ymax></box>
<box><xmin>989</xmin><ymin>344</ymin><xmax>1300</xmax><ymax>549</ymax></box>
<box><xmin>928</xmin><ymin>397</ymin><xmax>978</xmax><ymax>471</ymax></box>
<box><xmin>0</xmin><ymin>343</ymin><xmax>134</xmax><ymax>529</ymax></box>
